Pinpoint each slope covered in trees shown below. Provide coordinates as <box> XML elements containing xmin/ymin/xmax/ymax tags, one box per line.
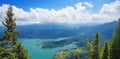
<box><xmin>88</xmin><ymin>18</ymin><xmax>120</xmax><ymax>59</ymax></box>
<box><xmin>0</xmin><ymin>6</ymin><xmax>31</xmax><ymax>59</ymax></box>
<box><xmin>53</xmin><ymin>48</ymin><xmax>87</xmax><ymax>59</ymax></box>
<box><xmin>35</xmin><ymin>21</ymin><xmax>116</xmax><ymax>49</ymax></box>
<box><xmin>53</xmin><ymin>18</ymin><xmax>120</xmax><ymax>59</ymax></box>
<box><xmin>109</xmin><ymin>18</ymin><xmax>120</xmax><ymax>59</ymax></box>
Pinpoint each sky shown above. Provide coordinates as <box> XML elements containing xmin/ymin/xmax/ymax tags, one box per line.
<box><xmin>0</xmin><ymin>0</ymin><xmax>120</xmax><ymax>25</ymax></box>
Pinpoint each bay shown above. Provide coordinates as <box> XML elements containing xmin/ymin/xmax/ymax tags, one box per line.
<box><xmin>21</xmin><ymin>38</ymin><xmax>77</xmax><ymax>59</ymax></box>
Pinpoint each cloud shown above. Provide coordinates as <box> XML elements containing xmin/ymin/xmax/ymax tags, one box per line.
<box><xmin>99</xmin><ymin>0</ymin><xmax>120</xmax><ymax>22</ymax></box>
<box><xmin>0</xmin><ymin>1</ymin><xmax>120</xmax><ymax>25</ymax></box>
<box><xmin>84</xmin><ymin>2</ymin><xmax>93</xmax><ymax>8</ymax></box>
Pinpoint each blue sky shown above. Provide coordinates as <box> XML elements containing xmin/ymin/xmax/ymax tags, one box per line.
<box><xmin>0</xmin><ymin>0</ymin><xmax>115</xmax><ymax>11</ymax></box>
<box><xmin>0</xmin><ymin>0</ymin><xmax>120</xmax><ymax>25</ymax></box>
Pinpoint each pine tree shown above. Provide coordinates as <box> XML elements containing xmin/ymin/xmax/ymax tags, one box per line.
<box><xmin>74</xmin><ymin>53</ymin><xmax>80</xmax><ymax>59</ymax></box>
<box><xmin>92</xmin><ymin>32</ymin><xmax>100</xmax><ymax>59</ymax></box>
<box><xmin>109</xmin><ymin>18</ymin><xmax>120</xmax><ymax>59</ymax></box>
<box><xmin>87</xmin><ymin>39</ymin><xmax>92</xmax><ymax>59</ymax></box>
<box><xmin>0</xmin><ymin>6</ymin><xmax>31</xmax><ymax>59</ymax></box>
<box><xmin>101</xmin><ymin>41</ymin><xmax>109</xmax><ymax>59</ymax></box>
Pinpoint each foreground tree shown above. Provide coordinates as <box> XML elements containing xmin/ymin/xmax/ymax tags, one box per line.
<box><xmin>109</xmin><ymin>18</ymin><xmax>120</xmax><ymax>59</ymax></box>
<box><xmin>87</xmin><ymin>39</ymin><xmax>92</xmax><ymax>59</ymax></box>
<box><xmin>74</xmin><ymin>53</ymin><xmax>80</xmax><ymax>59</ymax></box>
<box><xmin>0</xmin><ymin>6</ymin><xmax>31</xmax><ymax>59</ymax></box>
<box><xmin>92</xmin><ymin>32</ymin><xmax>100</xmax><ymax>59</ymax></box>
<box><xmin>88</xmin><ymin>32</ymin><xmax>100</xmax><ymax>59</ymax></box>
<box><xmin>101</xmin><ymin>41</ymin><xmax>109</xmax><ymax>59</ymax></box>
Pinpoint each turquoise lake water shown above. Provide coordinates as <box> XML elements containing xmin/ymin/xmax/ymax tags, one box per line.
<box><xmin>21</xmin><ymin>38</ymin><xmax>77</xmax><ymax>59</ymax></box>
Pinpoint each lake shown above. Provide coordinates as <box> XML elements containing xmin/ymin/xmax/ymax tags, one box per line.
<box><xmin>21</xmin><ymin>38</ymin><xmax>77</xmax><ymax>59</ymax></box>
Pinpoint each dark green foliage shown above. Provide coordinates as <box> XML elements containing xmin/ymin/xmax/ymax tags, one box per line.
<box><xmin>2</xmin><ymin>6</ymin><xmax>19</xmax><ymax>41</ymax></box>
<box><xmin>74</xmin><ymin>53</ymin><xmax>80</xmax><ymax>59</ymax></box>
<box><xmin>88</xmin><ymin>32</ymin><xmax>100</xmax><ymax>59</ymax></box>
<box><xmin>109</xmin><ymin>18</ymin><xmax>120</xmax><ymax>59</ymax></box>
<box><xmin>92</xmin><ymin>32</ymin><xmax>100</xmax><ymax>59</ymax></box>
<box><xmin>0</xmin><ymin>6</ymin><xmax>31</xmax><ymax>59</ymax></box>
<box><xmin>87</xmin><ymin>39</ymin><xmax>92</xmax><ymax>59</ymax></box>
<box><xmin>101</xmin><ymin>42</ymin><xmax>109</xmax><ymax>59</ymax></box>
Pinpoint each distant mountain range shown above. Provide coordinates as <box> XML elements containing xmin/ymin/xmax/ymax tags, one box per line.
<box><xmin>39</xmin><ymin>21</ymin><xmax>117</xmax><ymax>48</ymax></box>
<box><xmin>78</xmin><ymin>21</ymin><xmax>117</xmax><ymax>39</ymax></box>
<box><xmin>0</xmin><ymin>21</ymin><xmax>117</xmax><ymax>39</ymax></box>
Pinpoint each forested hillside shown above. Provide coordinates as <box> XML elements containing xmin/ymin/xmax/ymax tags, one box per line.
<box><xmin>53</xmin><ymin>18</ymin><xmax>120</xmax><ymax>59</ymax></box>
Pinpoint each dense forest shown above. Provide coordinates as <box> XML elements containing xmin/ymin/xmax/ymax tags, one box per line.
<box><xmin>0</xmin><ymin>6</ymin><xmax>120</xmax><ymax>59</ymax></box>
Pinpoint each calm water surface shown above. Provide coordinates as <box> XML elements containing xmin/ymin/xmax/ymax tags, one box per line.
<box><xmin>21</xmin><ymin>38</ymin><xmax>77</xmax><ymax>59</ymax></box>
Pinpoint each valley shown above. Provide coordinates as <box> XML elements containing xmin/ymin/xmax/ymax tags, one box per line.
<box><xmin>0</xmin><ymin>21</ymin><xmax>118</xmax><ymax>59</ymax></box>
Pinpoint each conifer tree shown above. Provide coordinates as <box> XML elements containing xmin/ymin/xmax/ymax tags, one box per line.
<box><xmin>101</xmin><ymin>41</ymin><xmax>109</xmax><ymax>59</ymax></box>
<box><xmin>92</xmin><ymin>32</ymin><xmax>100</xmax><ymax>59</ymax></box>
<box><xmin>87</xmin><ymin>39</ymin><xmax>92</xmax><ymax>59</ymax></box>
<box><xmin>0</xmin><ymin>6</ymin><xmax>31</xmax><ymax>59</ymax></box>
<box><xmin>74</xmin><ymin>53</ymin><xmax>80</xmax><ymax>59</ymax></box>
<box><xmin>109</xmin><ymin>18</ymin><xmax>120</xmax><ymax>59</ymax></box>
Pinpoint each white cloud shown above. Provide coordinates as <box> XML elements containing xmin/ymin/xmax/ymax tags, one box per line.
<box><xmin>99</xmin><ymin>0</ymin><xmax>120</xmax><ymax>22</ymax></box>
<box><xmin>84</xmin><ymin>2</ymin><xmax>93</xmax><ymax>8</ymax></box>
<box><xmin>0</xmin><ymin>1</ymin><xmax>120</xmax><ymax>25</ymax></box>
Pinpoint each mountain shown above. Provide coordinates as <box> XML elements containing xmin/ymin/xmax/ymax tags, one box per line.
<box><xmin>0</xmin><ymin>23</ymin><xmax>79</xmax><ymax>39</ymax></box>
<box><xmin>37</xmin><ymin>21</ymin><xmax>117</xmax><ymax>48</ymax></box>
<box><xmin>52</xmin><ymin>21</ymin><xmax>117</xmax><ymax>59</ymax></box>
<box><xmin>16</xmin><ymin>23</ymin><xmax>80</xmax><ymax>39</ymax></box>
<box><xmin>0</xmin><ymin>21</ymin><xmax>117</xmax><ymax>39</ymax></box>
<box><xmin>78</xmin><ymin>21</ymin><xmax>117</xmax><ymax>39</ymax></box>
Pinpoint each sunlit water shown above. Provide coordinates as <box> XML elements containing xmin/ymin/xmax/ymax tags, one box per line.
<box><xmin>21</xmin><ymin>38</ymin><xmax>77</xmax><ymax>59</ymax></box>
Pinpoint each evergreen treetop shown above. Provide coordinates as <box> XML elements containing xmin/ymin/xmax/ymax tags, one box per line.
<box><xmin>0</xmin><ymin>6</ymin><xmax>31</xmax><ymax>59</ymax></box>
<box><xmin>101</xmin><ymin>41</ymin><xmax>109</xmax><ymax>59</ymax></box>
<box><xmin>74</xmin><ymin>53</ymin><xmax>80</xmax><ymax>59</ymax></box>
